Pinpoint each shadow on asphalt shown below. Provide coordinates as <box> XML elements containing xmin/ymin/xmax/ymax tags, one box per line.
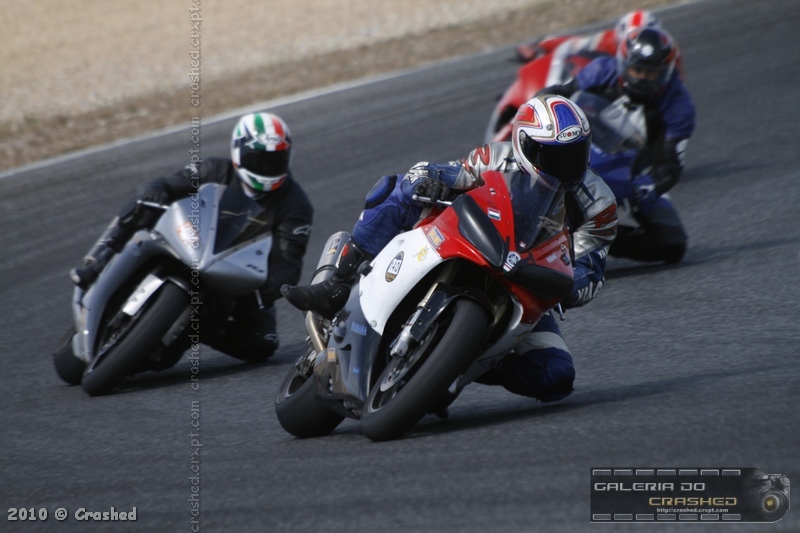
<box><xmin>391</xmin><ymin>364</ymin><xmax>780</xmax><ymax>441</ymax></box>
<box><xmin>98</xmin><ymin>342</ymin><xmax>308</xmax><ymax>395</ymax></box>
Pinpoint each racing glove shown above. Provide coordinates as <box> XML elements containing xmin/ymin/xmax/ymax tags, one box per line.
<box><xmin>140</xmin><ymin>187</ymin><xmax>169</xmax><ymax>206</ymax></box>
<box><xmin>405</xmin><ymin>162</ymin><xmax>451</xmax><ymax>204</ymax></box>
<box><xmin>118</xmin><ymin>186</ymin><xmax>170</xmax><ymax>233</ymax></box>
<box><xmin>414</xmin><ymin>178</ymin><xmax>451</xmax><ymax>204</ymax></box>
<box><xmin>631</xmin><ymin>174</ymin><xmax>659</xmax><ymax>212</ymax></box>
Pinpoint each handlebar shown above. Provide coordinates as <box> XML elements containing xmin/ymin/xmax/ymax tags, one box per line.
<box><xmin>138</xmin><ymin>199</ymin><xmax>169</xmax><ymax>211</ymax></box>
<box><xmin>411</xmin><ymin>194</ymin><xmax>453</xmax><ymax>207</ymax></box>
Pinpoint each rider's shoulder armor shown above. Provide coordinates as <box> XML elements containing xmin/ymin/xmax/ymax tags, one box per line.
<box><xmin>456</xmin><ymin>142</ymin><xmax>519</xmax><ymax>187</ymax></box>
<box><xmin>570</xmin><ymin>168</ymin><xmax>618</xmax><ymax>258</ymax></box>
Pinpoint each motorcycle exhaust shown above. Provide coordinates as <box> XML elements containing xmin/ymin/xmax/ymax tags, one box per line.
<box><xmin>305</xmin><ymin>231</ymin><xmax>352</xmax><ymax>353</ymax></box>
<box><xmin>310</xmin><ymin>231</ymin><xmax>351</xmax><ymax>285</ymax></box>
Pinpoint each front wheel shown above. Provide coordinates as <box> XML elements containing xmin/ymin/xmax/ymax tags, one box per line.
<box><xmin>81</xmin><ymin>283</ymin><xmax>189</xmax><ymax>396</ymax></box>
<box><xmin>275</xmin><ymin>343</ymin><xmax>344</xmax><ymax>438</ymax></box>
<box><xmin>53</xmin><ymin>326</ymin><xmax>87</xmax><ymax>385</ymax></box>
<box><xmin>361</xmin><ymin>299</ymin><xmax>489</xmax><ymax>441</ymax></box>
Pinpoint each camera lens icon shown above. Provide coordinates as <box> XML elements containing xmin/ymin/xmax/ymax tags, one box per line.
<box><xmin>759</xmin><ymin>490</ymin><xmax>787</xmax><ymax>519</ymax></box>
<box><xmin>744</xmin><ymin>470</ymin><xmax>790</xmax><ymax>521</ymax></box>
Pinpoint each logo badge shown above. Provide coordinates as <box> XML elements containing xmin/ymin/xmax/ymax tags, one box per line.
<box><xmin>327</xmin><ymin>237</ymin><xmax>341</xmax><ymax>256</ymax></box>
<box><xmin>350</xmin><ymin>322</ymin><xmax>368</xmax><ymax>336</ymax></box>
<box><xmin>504</xmin><ymin>251</ymin><xmax>521</xmax><ymax>272</ymax></box>
<box><xmin>292</xmin><ymin>224</ymin><xmax>311</xmax><ymax>236</ymax></box>
<box><xmin>385</xmin><ymin>252</ymin><xmax>404</xmax><ymax>282</ymax></box>
<box><xmin>249</xmin><ymin>133</ymin><xmax>283</xmax><ymax>147</ymax></box>
<box><xmin>416</xmin><ymin>246</ymin><xmax>429</xmax><ymax>262</ymax></box>
<box><xmin>556</xmin><ymin>125</ymin><xmax>584</xmax><ymax>142</ymax></box>
<box><xmin>426</xmin><ymin>227</ymin><xmax>445</xmax><ymax>248</ymax></box>
<box><xmin>177</xmin><ymin>221</ymin><xmax>199</xmax><ymax>249</ymax></box>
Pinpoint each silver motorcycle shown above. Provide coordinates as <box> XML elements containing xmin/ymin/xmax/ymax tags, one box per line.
<box><xmin>53</xmin><ymin>183</ymin><xmax>272</xmax><ymax>395</ymax></box>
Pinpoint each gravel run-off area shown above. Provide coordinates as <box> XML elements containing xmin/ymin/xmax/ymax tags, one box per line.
<box><xmin>0</xmin><ymin>0</ymin><xmax>683</xmax><ymax>172</ymax></box>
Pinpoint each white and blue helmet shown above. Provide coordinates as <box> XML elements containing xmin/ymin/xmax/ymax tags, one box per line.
<box><xmin>511</xmin><ymin>95</ymin><xmax>591</xmax><ymax>188</ymax></box>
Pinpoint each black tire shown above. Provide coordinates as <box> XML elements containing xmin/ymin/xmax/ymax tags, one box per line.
<box><xmin>275</xmin><ymin>344</ymin><xmax>344</xmax><ymax>438</ymax></box>
<box><xmin>81</xmin><ymin>283</ymin><xmax>189</xmax><ymax>396</ymax></box>
<box><xmin>53</xmin><ymin>327</ymin><xmax>87</xmax><ymax>386</ymax></box>
<box><xmin>361</xmin><ymin>299</ymin><xmax>489</xmax><ymax>441</ymax></box>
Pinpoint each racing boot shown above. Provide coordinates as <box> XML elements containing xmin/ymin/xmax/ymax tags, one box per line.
<box><xmin>281</xmin><ymin>238</ymin><xmax>371</xmax><ymax>319</ymax></box>
<box><xmin>70</xmin><ymin>246</ymin><xmax>117</xmax><ymax>289</ymax></box>
<box><xmin>69</xmin><ymin>218</ymin><xmax>126</xmax><ymax>290</ymax></box>
<box><xmin>70</xmin><ymin>195</ymin><xmax>163</xmax><ymax>290</ymax></box>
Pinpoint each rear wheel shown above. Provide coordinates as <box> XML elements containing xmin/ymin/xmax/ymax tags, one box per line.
<box><xmin>53</xmin><ymin>327</ymin><xmax>86</xmax><ymax>385</ymax></box>
<box><xmin>81</xmin><ymin>283</ymin><xmax>189</xmax><ymax>396</ymax></box>
<box><xmin>361</xmin><ymin>299</ymin><xmax>489</xmax><ymax>441</ymax></box>
<box><xmin>275</xmin><ymin>343</ymin><xmax>344</xmax><ymax>438</ymax></box>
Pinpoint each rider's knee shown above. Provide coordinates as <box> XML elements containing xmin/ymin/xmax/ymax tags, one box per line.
<box><xmin>655</xmin><ymin>224</ymin><xmax>687</xmax><ymax>263</ymax></box>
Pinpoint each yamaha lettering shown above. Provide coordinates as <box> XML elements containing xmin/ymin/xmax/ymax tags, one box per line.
<box><xmin>350</xmin><ymin>323</ymin><xmax>368</xmax><ymax>336</ymax></box>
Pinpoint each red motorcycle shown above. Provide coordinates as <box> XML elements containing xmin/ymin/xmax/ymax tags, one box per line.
<box><xmin>275</xmin><ymin>170</ymin><xmax>574</xmax><ymax>441</ymax></box>
<box><xmin>485</xmin><ymin>41</ymin><xmax>605</xmax><ymax>143</ymax></box>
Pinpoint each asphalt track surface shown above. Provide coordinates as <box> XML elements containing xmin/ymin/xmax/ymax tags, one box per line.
<box><xmin>1</xmin><ymin>1</ymin><xmax>798</xmax><ymax>531</ymax></box>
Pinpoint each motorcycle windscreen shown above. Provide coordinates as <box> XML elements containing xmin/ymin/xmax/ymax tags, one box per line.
<box><xmin>504</xmin><ymin>172</ymin><xmax>566</xmax><ymax>253</ymax></box>
<box><xmin>213</xmin><ymin>185</ymin><xmax>271</xmax><ymax>254</ymax></box>
<box><xmin>572</xmin><ymin>91</ymin><xmax>646</xmax><ymax>154</ymax></box>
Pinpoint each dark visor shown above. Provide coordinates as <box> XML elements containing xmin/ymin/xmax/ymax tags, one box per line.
<box><xmin>520</xmin><ymin>132</ymin><xmax>589</xmax><ymax>185</ymax></box>
<box><xmin>240</xmin><ymin>146</ymin><xmax>290</xmax><ymax>178</ymax></box>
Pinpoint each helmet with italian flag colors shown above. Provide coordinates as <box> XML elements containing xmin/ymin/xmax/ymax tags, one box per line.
<box><xmin>231</xmin><ymin>112</ymin><xmax>292</xmax><ymax>192</ymax></box>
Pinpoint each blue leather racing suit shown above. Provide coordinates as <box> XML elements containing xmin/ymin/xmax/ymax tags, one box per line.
<box><xmin>351</xmin><ymin>142</ymin><xmax>618</xmax><ymax>402</ymax></box>
<box><xmin>543</xmin><ymin>55</ymin><xmax>696</xmax><ymax>263</ymax></box>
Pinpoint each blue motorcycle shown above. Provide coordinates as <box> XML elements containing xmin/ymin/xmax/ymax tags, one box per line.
<box><xmin>572</xmin><ymin>91</ymin><xmax>648</xmax><ymax>216</ymax></box>
<box><xmin>572</xmin><ymin>91</ymin><xmax>687</xmax><ymax>265</ymax></box>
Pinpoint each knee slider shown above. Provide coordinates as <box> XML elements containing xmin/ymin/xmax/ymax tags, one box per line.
<box><xmin>656</xmin><ymin>224</ymin><xmax>687</xmax><ymax>248</ymax></box>
<box><xmin>528</xmin><ymin>348</ymin><xmax>575</xmax><ymax>402</ymax></box>
<box><xmin>654</xmin><ymin>225</ymin><xmax>687</xmax><ymax>263</ymax></box>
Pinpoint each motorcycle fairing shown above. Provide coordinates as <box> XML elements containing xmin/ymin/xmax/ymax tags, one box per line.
<box><xmin>573</xmin><ymin>91</ymin><xmax>649</xmax><ymax>222</ymax></box>
<box><xmin>73</xmin><ymin>183</ymin><xmax>271</xmax><ymax>362</ymax></box>
<box><xmin>484</xmin><ymin>48</ymin><xmax>602</xmax><ymax>143</ymax></box>
<box><xmin>312</xmin><ymin>281</ymin><xmax>383</xmax><ymax>415</ymax></box>
<box><xmin>453</xmin><ymin>195</ymin><xmax>506</xmax><ymax>268</ymax></box>
<box><xmin>213</xmin><ymin>184</ymin><xmax>273</xmax><ymax>253</ymax></box>
<box><xmin>359</xmin><ymin>228</ymin><xmax>444</xmax><ymax>336</ymax></box>
<box><xmin>154</xmin><ymin>184</ymin><xmax>271</xmax><ymax>297</ymax></box>
<box><xmin>545</xmin><ymin>39</ymin><xmax>602</xmax><ymax>87</ymax></box>
<box><xmin>72</xmin><ymin>231</ymin><xmax>186</xmax><ymax>363</ymax></box>
<box><xmin>485</xmin><ymin>54</ymin><xmax>555</xmax><ymax>143</ymax></box>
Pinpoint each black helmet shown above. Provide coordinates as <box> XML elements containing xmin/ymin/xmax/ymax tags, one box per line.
<box><xmin>617</xmin><ymin>27</ymin><xmax>677</xmax><ymax>99</ymax></box>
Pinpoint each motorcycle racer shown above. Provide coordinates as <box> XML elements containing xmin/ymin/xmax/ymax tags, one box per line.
<box><xmin>70</xmin><ymin>112</ymin><xmax>314</xmax><ymax>361</ymax></box>
<box><xmin>283</xmin><ymin>95</ymin><xmax>617</xmax><ymax>403</ymax></box>
<box><xmin>537</xmin><ymin>27</ymin><xmax>695</xmax><ymax>263</ymax></box>
<box><xmin>516</xmin><ymin>9</ymin><xmax>667</xmax><ymax>63</ymax></box>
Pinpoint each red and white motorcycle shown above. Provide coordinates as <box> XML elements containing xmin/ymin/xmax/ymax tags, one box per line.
<box><xmin>275</xmin><ymin>170</ymin><xmax>574</xmax><ymax>441</ymax></box>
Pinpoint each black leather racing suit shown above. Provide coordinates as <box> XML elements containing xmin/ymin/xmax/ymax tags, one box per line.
<box><xmin>132</xmin><ymin>157</ymin><xmax>314</xmax><ymax>360</ymax></box>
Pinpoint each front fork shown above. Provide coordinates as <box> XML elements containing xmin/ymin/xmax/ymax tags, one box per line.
<box><xmin>389</xmin><ymin>308</ymin><xmax>424</xmax><ymax>359</ymax></box>
<box><xmin>388</xmin><ymin>262</ymin><xmax>458</xmax><ymax>360</ymax></box>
